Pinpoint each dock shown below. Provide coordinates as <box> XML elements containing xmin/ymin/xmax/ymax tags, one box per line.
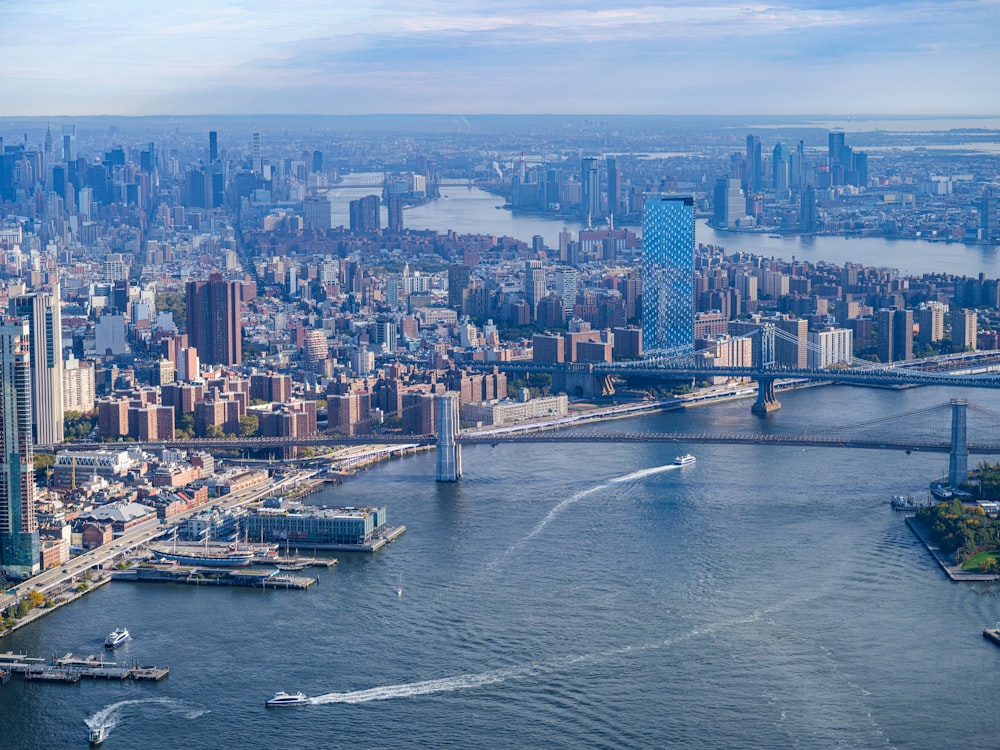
<box><xmin>113</xmin><ymin>565</ymin><xmax>316</xmax><ymax>589</ymax></box>
<box><xmin>0</xmin><ymin>653</ymin><xmax>167</xmax><ymax>683</ymax></box>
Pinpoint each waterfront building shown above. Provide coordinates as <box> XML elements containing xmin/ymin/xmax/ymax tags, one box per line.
<box><xmin>10</xmin><ymin>282</ymin><xmax>64</xmax><ymax>445</ymax></box>
<box><xmin>641</xmin><ymin>193</ymin><xmax>695</xmax><ymax>353</ymax></box>
<box><xmin>387</xmin><ymin>194</ymin><xmax>404</xmax><ymax>232</ymax></box>
<box><xmin>186</xmin><ymin>273</ymin><xmax>243</xmax><ymax>366</ymax></box>
<box><xmin>461</xmin><ymin>394</ymin><xmax>568</xmax><ymax>427</ymax></box>
<box><xmin>0</xmin><ymin>319</ymin><xmax>38</xmax><ymax>579</ymax></box>
<box><xmin>713</xmin><ymin>178</ymin><xmax>744</xmax><ymax>228</ymax></box>
<box><xmin>980</xmin><ymin>187</ymin><xmax>999</xmax><ymax>243</ymax></box>
<box><xmin>245</xmin><ymin>504</ymin><xmax>389</xmax><ymax>548</ymax></box>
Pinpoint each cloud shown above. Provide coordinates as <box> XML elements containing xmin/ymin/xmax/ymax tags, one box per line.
<box><xmin>0</xmin><ymin>0</ymin><xmax>997</xmax><ymax>115</ymax></box>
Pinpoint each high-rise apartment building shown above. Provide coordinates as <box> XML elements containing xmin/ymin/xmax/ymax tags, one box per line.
<box><xmin>448</xmin><ymin>265</ymin><xmax>471</xmax><ymax>311</ymax></box>
<box><xmin>951</xmin><ymin>309</ymin><xmax>978</xmax><ymax>351</ymax></box>
<box><xmin>303</xmin><ymin>194</ymin><xmax>333</xmax><ymax>232</ymax></box>
<box><xmin>349</xmin><ymin>195</ymin><xmax>380</xmax><ymax>231</ymax></box>
<box><xmin>580</xmin><ymin>158</ymin><xmax>600</xmax><ymax>222</ymax></box>
<box><xmin>980</xmin><ymin>187</ymin><xmax>999</xmax><ymax>243</ymax></box>
<box><xmin>877</xmin><ymin>308</ymin><xmax>913</xmax><ymax>363</ymax></box>
<box><xmin>0</xmin><ymin>319</ymin><xmax>39</xmax><ymax>580</ymax></box>
<box><xmin>387</xmin><ymin>195</ymin><xmax>404</xmax><ymax>232</ymax></box>
<box><xmin>606</xmin><ymin>157</ymin><xmax>620</xmax><ymax>219</ymax></box>
<box><xmin>10</xmin><ymin>283</ymin><xmax>64</xmax><ymax>446</ymax></box>
<box><xmin>642</xmin><ymin>193</ymin><xmax>695</xmax><ymax>353</ymax></box>
<box><xmin>917</xmin><ymin>302</ymin><xmax>947</xmax><ymax>348</ymax></box>
<box><xmin>524</xmin><ymin>261</ymin><xmax>546</xmax><ymax>322</ymax></box>
<box><xmin>251</xmin><ymin>129</ymin><xmax>262</xmax><ymax>174</ymax></box>
<box><xmin>186</xmin><ymin>274</ymin><xmax>243</xmax><ymax>366</ymax></box>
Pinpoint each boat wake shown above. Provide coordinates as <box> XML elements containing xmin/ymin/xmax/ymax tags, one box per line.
<box><xmin>524</xmin><ymin>463</ymin><xmax>677</xmax><ymax>542</ymax></box>
<box><xmin>307</xmin><ymin>603</ymin><xmax>785</xmax><ymax>706</ymax></box>
<box><xmin>85</xmin><ymin>697</ymin><xmax>208</xmax><ymax>738</ymax></box>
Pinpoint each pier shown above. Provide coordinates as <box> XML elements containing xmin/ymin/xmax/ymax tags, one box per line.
<box><xmin>0</xmin><ymin>652</ymin><xmax>168</xmax><ymax>683</ymax></box>
<box><xmin>112</xmin><ymin>565</ymin><xmax>316</xmax><ymax>589</ymax></box>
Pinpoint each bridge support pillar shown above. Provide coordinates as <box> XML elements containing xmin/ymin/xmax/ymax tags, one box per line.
<box><xmin>435</xmin><ymin>394</ymin><xmax>462</xmax><ymax>482</ymax></box>
<box><xmin>949</xmin><ymin>399</ymin><xmax>968</xmax><ymax>489</ymax></box>
<box><xmin>751</xmin><ymin>377</ymin><xmax>781</xmax><ymax>415</ymax></box>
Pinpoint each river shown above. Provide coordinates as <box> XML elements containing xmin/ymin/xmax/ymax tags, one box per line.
<box><xmin>4</xmin><ymin>384</ymin><xmax>1000</xmax><ymax>748</ymax></box>
<box><xmin>327</xmin><ymin>174</ymin><xmax>1000</xmax><ymax>277</ymax></box>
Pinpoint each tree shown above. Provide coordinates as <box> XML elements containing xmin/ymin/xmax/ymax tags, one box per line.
<box><xmin>27</xmin><ymin>591</ymin><xmax>44</xmax><ymax>608</ymax></box>
<box><xmin>34</xmin><ymin>452</ymin><xmax>56</xmax><ymax>482</ymax></box>
<box><xmin>206</xmin><ymin>424</ymin><xmax>225</xmax><ymax>439</ymax></box>
<box><xmin>239</xmin><ymin>414</ymin><xmax>259</xmax><ymax>437</ymax></box>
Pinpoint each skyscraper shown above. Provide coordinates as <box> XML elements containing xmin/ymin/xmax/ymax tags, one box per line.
<box><xmin>772</xmin><ymin>142</ymin><xmax>790</xmax><ymax>193</ymax></box>
<box><xmin>642</xmin><ymin>193</ymin><xmax>695</xmax><ymax>353</ymax></box>
<box><xmin>580</xmin><ymin>158</ymin><xmax>600</xmax><ymax>222</ymax></box>
<box><xmin>209</xmin><ymin>131</ymin><xmax>218</xmax><ymax>163</ymax></box>
<box><xmin>606</xmin><ymin>157</ymin><xmax>620</xmax><ymax>220</ymax></box>
<box><xmin>10</xmin><ymin>282</ymin><xmax>64</xmax><ymax>446</ymax></box>
<box><xmin>349</xmin><ymin>195</ymin><xmax>380</xmax><ymax>231</ymax></box>
<box><xmin>877</xmin><ymin>308</ymin><xmax>913</xmax><ymax>363</ymax></box>
<box><xmin>746</xmin><ymin>135</ymin><xmax>763</xmax><ymax>193</ymax></box>
<box><xmin>524</xmin><ymin>261</ymin><xmax>546</xmax><ymax>322</ymax></box>
<box><xmin>251</xmin><ymin>129</ymin><xmax>262</xmax><ymax>174</ymax></box>
<box><xmin>186</xmin><ymin>274</ymin><xmax>243</xmax><ymax>366</ymax></box>
<box><xmin>387</xmin><ymin>194</ymin><xmax>404</xmax><ymax>232</ymax></box>
<box><xmin>0</xmin><ymin>318</ymin><xmax>39</xmax><ymax>580</ymax></box>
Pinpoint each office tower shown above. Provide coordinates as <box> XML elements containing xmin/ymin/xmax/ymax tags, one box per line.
<box><xmin>10</xmin><ymin>283</ymin><xmax>64</xmax><ymax>445</ymax></box>
<box><xmin>606</xmin><ymin>157</ymin><xmax>620</xmax><ymax>220</ymax></box>
<box><xmin>980</xmin><ymin>187</ymin><xmax>999</xmax><ymax>243</ymax></box>
<box><xmin>746</xmin><ymin>135</ymin><xmax>763</xmax><ymax>192</ymax></box>
<box><xmin>387</xmin><ymin>195</ymin><xmax>403</xmax><ymax>232</ymax></box>
<box><xmin>62</xmin><ymin>125</ymin><xmax>76</xmax><ymax>162</ymax></box>
<box><xmin>186</xmin><ymin>274</ymin><xmax>243</xmax><ymax>366</ymax></box>
<box><xmin>303</xmin><ymin>194</ymin><xmax>333</xmax><ymax>232</ymax></box>
<box><xmin>951</xmin><ymin>309</ymin><xmax>978</xmax><ymax>351</ymax></box>
<box><xmin>828</xmin><ymin>132</ymin><xmax>845</xmax><ymax>165</ymax></box>
<box><xmin>524</xmin><ymin>261</ymin><xmax>545</xmax><ymax>322</ymax></box>
<box><xmin>251</xmin><ymin>129</ymin><xmax>262</xmax><ymax>174</ymax></box>
<box><xmin>580</xmin><ymin>158</ymin><xmax>600</xmax><ymax>222</ymax></box>
<box><xmin>853</xmin><ymin>152</ymin><xmax>868</xmax><ymax>187</ymax></box>
<box><xmin>641</xmin><ymin>193</ymin><xmax>695</xmax><ymax>353</ymax></box>
<box><xmin>312</xmin><ymin>150</ymin><xmax>323</xmax><ymax>173</ymax></box>
<box><xmin>349</xmin><ymin>195</ymin><xmax>380</xmax><ymax>231</ymax></box>
<box><xmin>0</xmin><ymin>318</ymin><xmax>39</xmax><ymax>580</ymax></box>
<box><xmin>209</xmin><ymin>131</ymin><xmax>218</xmax><ymax>163</ymax></box>
<box><xmin>877</xmin><ymin>308</ymin><xmax>913</xmax><ymax>363</ymax></box>
<box><xmin>800</xmin><ymin>186</ymin><xmax>817</xmax><ymax>232</ymax></box>
<box><xmin>772</xmin><ymin>142</ymin><xmax>790</xmax><ymax>193</ymax></box>
<box><xmin>713</xmin><ymin>178</ymin><xmax>744</xmax><ymax>228</ymax></box>
<box><xmin>448</xmin><ymin>265</ymin><xmax>471</xmax><ymax>310</ymax></box>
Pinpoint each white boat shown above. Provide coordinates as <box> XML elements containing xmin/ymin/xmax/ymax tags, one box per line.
<box><xmin>88</xmin><ymin>723</ymin><xmax>108</xmax><ymax>746</ymax></box>
<box><xmin>104</xmin><ymin>627</ymin><xmax>131</xmax><ymax>649</ymax></box>
<box><xmin>266</xmin><ymin>691</ymin><xmax>309</xmax><ymax>707</ymax></box>
<box><xmin>674</xmin><ymin>454</ymin><xmax>696</xmax><ymax>466</ymax></box>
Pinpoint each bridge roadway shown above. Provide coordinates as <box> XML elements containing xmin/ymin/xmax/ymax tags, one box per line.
<box><xmin>494</xmin><ymin>362</ymin><xmax>1000</xmax><ymax>389</ymax></box>
<box><xmin>62</xmin><ymin>431</ymin><xmax>1000</xmax><ymax>455</ymax></box>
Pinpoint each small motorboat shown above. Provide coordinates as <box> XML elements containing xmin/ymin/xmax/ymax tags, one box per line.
<box><xmin>88</xmin><ymin>723</ymin><xmax>108</xmax><ymax>746</ymax></box>
<box><xmin>266</xmin><ymin>691</ymin><xmax>309</xmax><ymax>707</ymax></box>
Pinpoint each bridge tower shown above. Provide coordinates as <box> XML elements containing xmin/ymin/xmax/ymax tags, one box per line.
<box><xmin>949</xmin><ymin>398</ymin><xmax>969</xmax><ymax>489</ymax></box>
<box><xmin>751</xmin><ymin>323</ymin><xmax>781</xmax><ymax>415</ymax></box>
<box><xmin>435</xmin><ymin>393</ymin><xmax>462</xmax><ymax>482</ymax></box>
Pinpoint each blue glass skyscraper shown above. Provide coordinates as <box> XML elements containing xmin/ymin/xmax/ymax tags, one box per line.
<box><xmin>642</xmin><ymin>193</ymin><xmax>695</xmax><ymax>353</ymax></box>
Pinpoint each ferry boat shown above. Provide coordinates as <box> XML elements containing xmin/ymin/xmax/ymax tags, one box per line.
<box><xmin>265</xmin><ymin>691</ymin><xmax>309</xmax><ymax>707</ymax></box>
<box><xmin>674</xmin><ymin>454</ymin><xmax>697</xmax><ymax>466</ymax></box>
<box><xmin>104</xmin><ymin>627</ymin><xmax>131</xmax><ymax>649</ymax></box>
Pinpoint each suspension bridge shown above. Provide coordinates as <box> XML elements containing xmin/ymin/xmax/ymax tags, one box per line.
<box><xmin>489</xmin><ymin>326</ymin><xmax>1000</xmax><ymax>415</ymax></box>
<box><xmin>64</xmin><ymin>397</ymin><xmax>1000</xmax><ymax>485</ymax></box>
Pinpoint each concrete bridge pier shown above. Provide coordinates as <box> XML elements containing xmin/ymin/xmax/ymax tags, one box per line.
<box><xmin>435</xmin><ymin>393</ymin><xmax>462</xmax><ymax>482</ymax></box>
<box><xmin>751</xmin><ymin>377</ymin><xmax>781</xmax><ymax>415</ymax></box>
<box><xmin>551</xmin><ymin>364</ymin><xmax>613</xmax><ymax>399</ymax></box>
<box><xmin>949</xmin><ymin>398</ymin><xmax>969</xmax><ymax>489</ymax></box>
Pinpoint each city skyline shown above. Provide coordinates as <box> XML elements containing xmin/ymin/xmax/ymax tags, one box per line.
<box><xmin>2</xmin><ymin>1</ymin><xmax>998</xmax><ymax>117</ymax></box>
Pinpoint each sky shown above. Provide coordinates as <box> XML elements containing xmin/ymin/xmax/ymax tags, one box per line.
<box><xmin>2</xmin><ymin>0</ymin><xmax>998</xmax><ymax>116</ymax></box>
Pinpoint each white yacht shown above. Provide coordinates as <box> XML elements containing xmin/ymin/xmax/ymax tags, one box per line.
<box><xmin>266</xmin><ymin>691</ymin><xmax>309</xmax><ymax>707</ymax></box>
<box><xmin>104</xmin><ymin>627</ymin><xmax>131</xmax><ymax>648</ymax></box>
<box><xmin>674</xmin><ymin>454</ymin><xmax>696</xmax><ymax>466</ymax></box>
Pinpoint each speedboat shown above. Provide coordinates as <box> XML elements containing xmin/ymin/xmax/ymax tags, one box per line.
<box><xmin>104</xmin><ymin>627</ymin><xmax>131</xmax><ymax>648</ymax></box>
<box><xmin>266</xmin><ymin>691</ymin><xmax>309</xmax><ymax>707</ymax></box>
<box><xmin>88</xmin><ymin>723</ymin><xmax>107</xmax><ymax>746</ymax></box>
<box><xmin>674</xmin><ymin>454</ymin><xmax>696</xmax><ymax>466</ymax></box>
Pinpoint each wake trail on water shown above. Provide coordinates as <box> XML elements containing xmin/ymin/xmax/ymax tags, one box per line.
<box><xmin>86</xmin><ymin>697</ymin><xmax>208</xmax><ymax>738</ymax></box>
<box><xmin>307</xmin><ymin>602</ymin><xmax>789</xmax><ymax>706</ymax></box>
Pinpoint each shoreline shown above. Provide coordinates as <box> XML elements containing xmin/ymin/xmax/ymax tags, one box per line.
<box><xmin>905</xmin><ymin>517</ymin><xmax>1000</xmax><ymax>582</ymax></box>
